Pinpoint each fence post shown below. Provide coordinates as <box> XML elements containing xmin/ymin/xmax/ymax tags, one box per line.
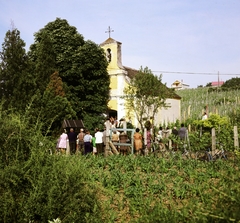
<box><xmin>169</xmin><ymin>129</ymin><xmax>172</xmax><ymax>149</ymax></box>
<box><xmin>144</xmin><ymin>128</ymin><xmax>148</xmax><ymax>155</ymax></box>
<box><xmin>234</xmin><ymin>126</ymin><xmax>239</xmax><ymax>149</ymax></box>
<box><xmin>123</xmin><ymin>120</ymin><xmax>127</xmax><ymax>133</ymax></box>
<box><xmin>104</xmin><ymin>120</ymin><xmax>112</xmax><ymax>157</ymax></box>
<box><xmin>186</xmin><ymin>130</ymin><xmax>191</xmax><ymax>151</ymax></box>
<box><xmin>66</xmin><ymin>140</ymin><xmax>70</xmax><ymax>155</ymax></box>
<box><xmin>212</xmin><ymin>128</ymin><xmax>216</xmax><ymax>157</ymax></box>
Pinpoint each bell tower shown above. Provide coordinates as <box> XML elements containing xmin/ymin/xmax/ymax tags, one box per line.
<box><xmin>100</xmin><ymin>28</ymin><xmax>127</xmax><ymax>120</ymax></box>
<box><xmin>100</xmin><ymin>37</ymin><xmax>124</xmax><ymax>70</ymax></box>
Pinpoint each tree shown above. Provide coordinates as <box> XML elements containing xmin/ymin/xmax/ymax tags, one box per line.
<box><xmin>29</xmin><ymin>72</ymin><xmax>76</xmax><ymax>135</ymax></box>
<box><xmin>205</xmin><ymin>82</ymin><xmax>212</xmax><ymax>87</ymax></box>
<box><xmin>123</xmin><ymin>67</ymin><xmax>169</xmax><ymax>131</ymax></box>
<box><xmin>29</xmin><ymin>18</ymin><xmax>110</xmax><ymax>129</ymax></box>
<box><xmin>0</xmin><ymin>28</ymin><xmax>34</xmax><ymax>111</ymax></box>
<box><xmin>29</xmin><ymin>32</ymin><xmax>57</xmax><ymax>94</ymax></box>
<box><xmin>221</xmin><ymin>77</ymin><xmax>240</xmax><ymax>90</ymax></box>
<box><xmin>70</xmin><ymin>40</ymin><xmax>110</xmax><ymax>129</ymax></box>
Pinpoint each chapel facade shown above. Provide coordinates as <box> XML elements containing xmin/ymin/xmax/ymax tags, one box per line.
<box><xmin>100</xmin><ymin>37</ymin><xmax>181</xmax><ymax>127</ymax></box>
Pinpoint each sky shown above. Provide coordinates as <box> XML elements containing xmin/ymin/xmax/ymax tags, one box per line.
<box><xmin>0</xmin><ymin>0</ymin><xmax>240</xmax><ymax>88</ymax></box>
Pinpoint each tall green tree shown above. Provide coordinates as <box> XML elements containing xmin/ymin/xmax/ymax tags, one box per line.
<box><xmin>28</xmin><ymin>71</ymin><xmax>76</xmax><ymax>135</ymax></box>
<box><xmin>0</xmin><ymin>28</ymin><xmax>34</xmax><ymax>111</ymax></box>
<box><xmin>222</xmin><ymin>77</ymin><xmax>240</xmax><ymax>90</ymax></box>
<box><xmin>29</xmin><ymin>18</ymin><xmax>110</xmax><ymax>129</ymax></box>
<box><xmin>29</xmin><ymin>32</ymin><xmax>57</xmax><ymax>94</ymax></box>
<box><xmin>123</xmin><ymin>67</ymin><xmax>169</xmax><ymax>131</ymax></box>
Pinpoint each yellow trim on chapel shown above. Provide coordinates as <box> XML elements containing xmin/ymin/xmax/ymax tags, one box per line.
<box><xmin>110</xmin><ymin>76</ymin><xmax>117</xmax><ymax>89</ymax></box>
<box><xmin>108</xmin><ymin>99</ymin><xmax>117</xmax><ymax>111</ymax></box>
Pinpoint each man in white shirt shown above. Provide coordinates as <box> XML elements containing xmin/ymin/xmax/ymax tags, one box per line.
<box><xmin>95</xmin><ymin>128</ymin><xmax>103</xmax><ymax>155</ymax></box>
<box><xmin>202</xmin><ymin>112</ymin><xmax>208</xmax><ymax>120</ymax></box>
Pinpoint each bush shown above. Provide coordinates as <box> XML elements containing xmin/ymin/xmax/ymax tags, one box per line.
<box><xmin>0</xmin><ymin>107</ymin><xmax>103</xmax><ymax>222</ymax></box>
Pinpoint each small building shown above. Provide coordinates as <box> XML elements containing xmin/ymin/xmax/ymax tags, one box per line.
<box><xmin>62</xmin><ymin>120</ymin><xmax>85</xmax><ymax>131</ymax></box>
<box><xmin>171</xmin><ymin>80</ymin><xmax>190</xmax><ymax>90</ymax></box>
<box><xmin>211</xmin><ymin>81</ymin><xmax>224</xmax><ymax>87</ymax></box>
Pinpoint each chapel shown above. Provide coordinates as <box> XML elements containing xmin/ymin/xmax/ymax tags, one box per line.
<box><xmin>100</xmin><ymin>37</ymin><xmax>181</xmax><ymax>127</ymax></box>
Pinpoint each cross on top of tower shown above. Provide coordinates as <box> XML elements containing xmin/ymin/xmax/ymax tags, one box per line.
<box><xmin>105</xmin><ymin>26</ymin><xmax>114</xmax><ymax>38</ymax></box>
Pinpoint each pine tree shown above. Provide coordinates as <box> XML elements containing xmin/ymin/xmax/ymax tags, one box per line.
<box><xmin>0</xmin><ymin>28</ymin><xmax>34</xmax><ymax>111</ymax></box>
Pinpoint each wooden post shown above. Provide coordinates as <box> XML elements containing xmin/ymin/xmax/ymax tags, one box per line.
<box><xmin>212</xmin><ymin>128</ymin><xmax>216</xmax><ymax>157</ymax></box>
<box><xmin>234</xmin><ymin>126</ymin><xmax>239</xmax><ymax>149</ymax></box>
<box><xmin>123</xmin><ymin>120</ymin><xmax>127</xmax><ymax>133</ymax></box>
<box><xmin>186</xmin><ymin>130</ymin><xmax>190</xmax><ymax>151</ymax></box>
<box><xmin>105</xmin><ymin>120</ymin><xmax>111</xmax><ymax>157</ymax></box>
<box><xmin>169</xmin><ymin>129</ymin><xmax>172</xmax><ymax>149</ymax></box>
<box><xmin>66</xmin><ymin>140</ymin><xmax>70</xmax><ymax>155</ymax></box>
<box><xmin>109</xmin><ymin>141</ymin><xmax>119</xmax><ymax>155</ymax></box>
<box><xmin>144</xmin><ymin>128</ymin><xmax>148</xmax><ymax>155</ymax></box>
<box><xmin>188</xmin><ymin>105</ymin><xmax>191</xmax><ymax>117</ymax></box>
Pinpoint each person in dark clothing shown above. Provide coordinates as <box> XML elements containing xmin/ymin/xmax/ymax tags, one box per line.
<box><xmin>68</xmin><ymin>128</ymin><xmax>77</xmax><ymax>155</ymax></box>
<box><xmin>83</xmin><ymin>130</ymin><xmax>93</xmax><ymax>155</ymax></box>
<box><xmin>172</xmin><ymin>126</ymin><xmax>178</xmax><ymax>137</ymax></box>
<box><xmin>178</xmin><ymin>124</ymin><xmax>187</xmax><ymax>141</ymax></box>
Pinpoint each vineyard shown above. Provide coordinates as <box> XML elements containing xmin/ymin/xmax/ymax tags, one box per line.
<box><xmin>2</xmin><ymin>152</ymin><xmax>240</xmax><ymax>223</ymax></box>
<box><xmin>1</xmin><ymin>87</ymin><xmax>240</xmax><ymax>222</ymax></box>
<box><xmin>177</xmin><ymin>87</ymin><xmax>240</xmax><ymax>123</ymax></box>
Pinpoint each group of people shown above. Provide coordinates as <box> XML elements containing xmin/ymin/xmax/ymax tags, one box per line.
<box><xmin>155</xmin><ymin>124</ymin><xmax>187</xmax><ymax>151</ymax></box>
<box><xmin>56</xmin><ymin>128</ymin><xmax>105</xmax><ymax>155</ymax></box>
<box><xmin>56</xmin><ymin>123</ymin><xmax>189</xmax><ymax>156</ymax></box>
<box><xmin>134</xmin><ymin>124</ymin><xmax>188</xmax><ymax>155</ymax></box>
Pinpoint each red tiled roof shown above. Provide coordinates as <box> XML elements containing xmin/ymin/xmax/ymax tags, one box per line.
<box><xmin>211</xmin><ymin>81</ymin><xmax>224</xmax><ymax>86</ymax></box>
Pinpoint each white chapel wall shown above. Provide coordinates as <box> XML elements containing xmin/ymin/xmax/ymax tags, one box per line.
<box><xmin>154</xmin><ymin>99</ymin><xmax>181</xmax><ymax>127</ymax></box>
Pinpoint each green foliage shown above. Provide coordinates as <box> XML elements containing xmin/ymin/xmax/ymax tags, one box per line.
<box><xmin>0</xmin><ymin>102</ymin><xmax>53</xmax><ymax>167</ymax></box>
<box><xmin>177</xmin><ymin>87</ymin><xmax>240</xmax><ymax>127</ymax></box>
<box><xmin>29</xmin><ymin>18</ymin><xmax>110</xmax><ymax>129</ymax></box>
<box><xmin>193</xmin><ymin>114</ymin><xmax>230</xmax><ymax>129</ymax></box>
<box><xmin>123</xmin><ymin>66</ymin><xmax>168</xmax><ymax>131</ymax></box>
<box><xmin>0</xmin><ymin>108</ymin><xmax>102</xmax><ymax>223</ymax></box>
<box><xmin>0</xmin><ymin>156</ymin><xmax>103</xmax><ymax>223</ymax></box>
<box><xmin>1</xmin><ymin>108</ymin><xmax>240</xmax><ymax>223</ymax></box>
<box><xmin>30</xmin><ymin>32</ymin><xmax>57</xmax><ymax>94</ymax></box>
<box><xmin>0</xmin><ymin>18</ymin><xmax>110</xmax><ymax>133</ymax></box>
<box><xmin>188</xmin><ymin>131</ymin><xmax>211</xmax><ymax>151</ymax></box>
<box><xmin>144</xmin><ymin>120</ymin><xmax>152</xmax><ymax>130</ymax></box>
<box><xmin>0</xmin><ymin>28</ymin><xmax>34</xmax><ymax>111</ymax></box>
<box><xmin>221</xmin><ymin>77</ymin><xmax>240</xmax><ymax>90</ymax></box>
<box><xmin>205</xmin><ymin>82</ymin><xmax>212</xmax><ymax>87</ymax></box>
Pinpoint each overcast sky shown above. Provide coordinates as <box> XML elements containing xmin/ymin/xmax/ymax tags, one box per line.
<box><xmin>0</xmin><ymin>0</ymin><xmax>240</xmax><ymax>88</ymax></box>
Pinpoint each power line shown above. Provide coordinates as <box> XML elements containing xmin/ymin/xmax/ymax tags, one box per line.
<box><xmin>152</xmin><ymin>71</ymin><xmax>240</xmax><ymax>76</ymax></box>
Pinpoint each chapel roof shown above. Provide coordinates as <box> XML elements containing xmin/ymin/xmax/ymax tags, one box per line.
<box><xmin>100</xmin><ymin>37</ymin><xmax>122</xmax><ymax>46</ymax></box>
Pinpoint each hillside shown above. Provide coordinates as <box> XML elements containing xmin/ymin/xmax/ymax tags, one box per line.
<box><xmin>176</xmin><ymin>87</ymin><xmax>240</xmax><ymax>122</ymax></box>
